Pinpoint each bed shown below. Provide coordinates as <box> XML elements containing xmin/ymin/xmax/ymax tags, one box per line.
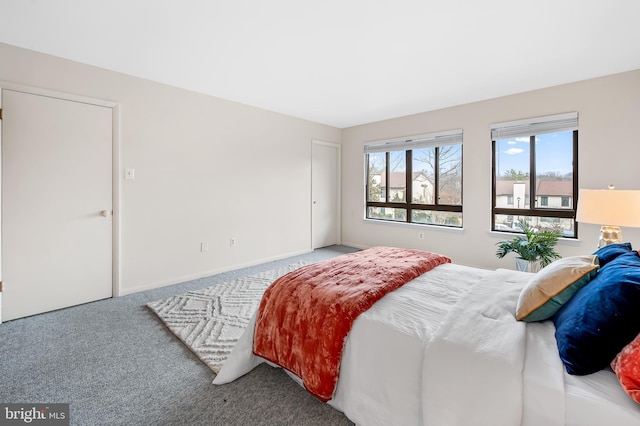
<box><xmin>214</xmin><ymin>245</ymin><xmax>640</xmax><ymax>425</ymax></box>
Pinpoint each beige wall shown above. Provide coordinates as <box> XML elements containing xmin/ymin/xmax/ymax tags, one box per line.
<box><xmin>2</xmin><ymin>41</ymin><xmax>639</xmax><ymax>295</ymax></box>
<box><xmin>341</xmin><ymin>70</ymin><xmax>640</xmax><ymax>269</ymax></box>
<box><xmin>0</xmin><ymin>42</ymin><xmax>341</xmax><ymax>295</ymax></box>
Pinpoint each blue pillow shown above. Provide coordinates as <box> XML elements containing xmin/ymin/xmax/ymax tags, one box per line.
<box><xmin>553</xmin><ymin>250</ymin><xmax>640</xmax><ymax>375</ymax></box>
<box><xmin>593</xmin><ymin>242</ymin><xmax>632</xmax><ymax>267</ymax></box>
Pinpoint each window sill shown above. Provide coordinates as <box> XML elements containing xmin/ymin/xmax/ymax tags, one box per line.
<box><xmin>488</xmin><ymin>230</ymin><xmax>582</xmax><ymax>246</ymax></box>
<box><xmin>363</xmin><ymin>218</ymin><xmax>464</xmax><ymax>234</ymax></box>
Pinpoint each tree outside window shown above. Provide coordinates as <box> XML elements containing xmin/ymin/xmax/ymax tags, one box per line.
<box><xmin>365</xmin><ymin>131</ymin><xmax>463</xmax><ymax>227</ymax></box>
<box><xmin>491</xmin><ymin>113</ymin><xmax>578</xmax><ymax>237</ymax></box>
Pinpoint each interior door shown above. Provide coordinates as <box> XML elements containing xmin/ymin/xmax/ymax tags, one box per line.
<box><xmin>1</xmin><ymin>89</ymin><xmax>113</xmax><ymax>321</ymax></box>
<box><xmin>312</xmin><ymin>140</ymin><xmax>340</xmax><ymax>249</ymax></box>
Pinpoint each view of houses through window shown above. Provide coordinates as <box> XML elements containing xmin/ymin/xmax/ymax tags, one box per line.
<box><xmin>363</xmin><ymin>115</ymin><xmax>577</xmax><ymax>235</ymax></box>
<box><xmin>492</xmin><ymin>118</ymin><xmax>577</xmax><ymax>237</ymax></box>
<box><xmin>365</xmin><ymin>131</ymin><xmax>463</xmax><ymax>227</ymax></box>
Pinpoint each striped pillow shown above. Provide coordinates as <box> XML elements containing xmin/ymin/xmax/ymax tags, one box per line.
<box><xmin>515</xmin><ymin>255</ymin><xmax>599</xmax><ymax>322</ymax></box>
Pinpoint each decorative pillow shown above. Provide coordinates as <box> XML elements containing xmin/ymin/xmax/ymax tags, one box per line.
<box><xmin>516</xmin><ymin>255</ymin><xmax>599</xmax><ymax>322</ymax></box>
<box><xmin>554</xmin><ymin>250</ymin><xmax>640</xmax><ymax>375</ymax></box>
<box><xmin>611</xmin><ymin>333</ymin><xmax>640</xmax><ymax>404</ymax></box>
<box><xmin>593</xmin><ymin>242</ymin><xmax>633</xmax><ymax>267</ymax></box>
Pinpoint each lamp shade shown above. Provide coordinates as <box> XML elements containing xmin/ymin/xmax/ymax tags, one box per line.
<box><xmin>576</xmin><ymin>189</ymin><xmax>640</xmax><ymax>228</ymax></box>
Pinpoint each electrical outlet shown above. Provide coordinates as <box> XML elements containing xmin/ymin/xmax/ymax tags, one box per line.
<box><xmin>230</xmin><ymin>238</ymin><xmax>236</xmax><ymax>247</ymax></box>
<box><xmin>418</xmin><ymin>232</ymin><xmax>424</xmax><ymax>240</ymax></box>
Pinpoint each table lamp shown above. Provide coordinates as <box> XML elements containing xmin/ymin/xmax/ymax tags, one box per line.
<box><xmin>576</xmin><ymin>186</ymin><xmax>640</xmax><ymax>247</ymax></box>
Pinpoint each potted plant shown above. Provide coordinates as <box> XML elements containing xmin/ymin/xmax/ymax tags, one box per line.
<box><xmin>495</xmin><ymin>219</ymin><xmax>562</xmax><ymax>272</ymax></box>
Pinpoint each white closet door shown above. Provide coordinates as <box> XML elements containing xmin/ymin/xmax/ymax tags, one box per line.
<box><xmin>312</xmin><ymin>140</ymin><xmax>340</xmax><ymax>249</ymax></box>
<box><xmin>2</xmin><ymin>89</ymin><xmax>113</xmax><ymax>321</ymax></box>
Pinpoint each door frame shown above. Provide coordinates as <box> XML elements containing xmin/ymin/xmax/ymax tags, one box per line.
<box><xmin>0</xmin><ymin>81</ymin><xmax>122</xmax><ymax>297</ymax></box>
<box><xmin>311</xmin><ymin>139</ymin><xmax>341</xmax><ymax>249</ymax></box>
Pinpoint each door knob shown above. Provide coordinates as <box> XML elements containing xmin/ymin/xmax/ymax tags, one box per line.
<box><xmin>99</xmin><ymin>210</ymin><xmax>111</xmax><ymax>217</ymax></box>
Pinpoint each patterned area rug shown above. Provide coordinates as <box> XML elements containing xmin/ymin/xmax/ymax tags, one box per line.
<box><xmin>147</xmin><ymin>262</ymin><xmax>305</xmax><ymax>373</ymax></box>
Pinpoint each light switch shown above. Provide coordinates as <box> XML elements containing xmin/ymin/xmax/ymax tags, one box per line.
<box><xmin>124</xmin><ymin>168</ymin><xmax>135</xmax><ymax>180</ymax></box>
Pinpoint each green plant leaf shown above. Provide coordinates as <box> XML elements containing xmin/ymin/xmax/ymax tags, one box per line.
<box><xmin>495</xmin><ymin>219</ymin><xmax>561</xmax><ymax>266</ymax></box>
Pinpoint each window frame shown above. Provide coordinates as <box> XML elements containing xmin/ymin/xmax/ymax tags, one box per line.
<box><xmin>491</xmin><ymin>129</ymin><xmax>578</xmax><ymax>236</ymax></box>
<box><xmin>365</xmin><ymin>133</ymin><xmax>463</xmax><ymax>228</ymax></box>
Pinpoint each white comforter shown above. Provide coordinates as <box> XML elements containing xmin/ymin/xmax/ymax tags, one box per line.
<box><xmin>214</xmin><ymin>264</ymin><xmax>640</xmax><ymax>426</ymax></box>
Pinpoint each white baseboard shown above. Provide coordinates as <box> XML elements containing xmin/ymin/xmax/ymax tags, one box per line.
<box><xmin>118</xmin><ymin>248</ymin><xmax>313</xmax><ymax>296</ymax></box>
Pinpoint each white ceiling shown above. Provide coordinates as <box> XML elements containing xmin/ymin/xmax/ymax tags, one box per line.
<box><xmin>1</xmin><ymin>0</ymin><xmax>639</xmax><ymax>128</ymax></box>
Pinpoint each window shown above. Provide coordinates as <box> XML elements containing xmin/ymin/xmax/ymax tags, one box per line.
<box><xmin>365</xmin><ymin>130</ymin><xmax>463</xmax><ymax>227</ymax></box>
<box><xmin>491</xmin><ymin>112</ymin><xmax>578</xmax><ymax>237</ymax></box>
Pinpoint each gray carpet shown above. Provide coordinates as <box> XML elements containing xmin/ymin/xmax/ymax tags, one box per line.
<box><xmin>0</xmin><ymin>245</ymin><xmax>358</xmax><ymax>426</ymax></box>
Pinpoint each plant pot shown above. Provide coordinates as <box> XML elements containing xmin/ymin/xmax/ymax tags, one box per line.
<box><xmin>515</xmin><ymin>258</ymin><xmax>541</xmax><ymax>273</ymax></box>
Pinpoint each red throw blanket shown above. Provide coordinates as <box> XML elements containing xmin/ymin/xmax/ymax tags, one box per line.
<box><xmin>253</xmin><ymin>246</ymin><xmax>451</xmax><ymax>401</ymax></box>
